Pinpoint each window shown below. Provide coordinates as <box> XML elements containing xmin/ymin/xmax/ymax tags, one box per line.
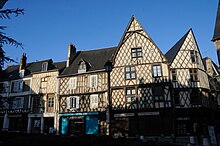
<box><xmin>172</xmin><ymin>69</ymin><xmax>177</xmax><ymax>81</ymax></box>
<box><xmin>152</xmin><ymin>65</ymin><xmax>162</xmax><ymax>77</ymax></box>
<box><xmin>69</xmin><ymin>77</ymin><xmax>77</xmax><ymax>89</ymax></box>
<box><xmin>125</xmin><ymin>66</ymin><xmax>136</xmax><ymax>80</ymax></box>
<box><xmin>190</xmin><ymin>89</ymin><xmax>200</xmax><ymax>105</ymax></box>
<box><xmin>90</xmin><ymin>94</ymin><xmax>98</xmax><ymax>109</ymax></box>
<box><xmin>12</xmin><ymin>97</ymin><xmax>24</xmax><ymax>109</ymax></box>
<box><xmin>33</xmin><ymin>97</ymin><xmax>40</xmax><ymax>108</ymax></box>
<box><xmin>78</xmin><ymin>61</ymin><xmax>87</xmax><ymax>73</ymax></box>
<box><xmin>48</xmin><ymin>97</ymin><xmax>54</xmax><ymax>107</ymax></box>
<box><xmin>174</xmin><ymin>91</ymin><xmax>180</xmax><ymax>105</ymax></box>
<box><xmin>68</xmin><ymin>96</ymin><xmax>79</xmax><ymax>109</ymax></box>
<box><xmin>189</xmin><ymin>69</ymin><xmax>198</xmax><ymax>81</ymax></box>
<box><xmin>190</xmin><ymin>51</ymin><xmax>199</xmax><ymax>64</ymax></box>
<box><xmin>19</xmin><ymin>69</ymin><xmax>25</xmax><ymax>78</ymax></box>
<box><xmin>152</xmin><ymin>86</ymin><xmax>164</xmax><ymax>101</ymax></box>
<box><xmin>12</xmin><ymin>81</ymin><xmax>23</xmax><ymax>92</ymax></box>
<box><xmin>90</xmin><ymin>75</ymin><xmax>98</xmax><ymax>88</ymax></box>
<box><xmin>126</xmin><ymin>88</ymin><xmax>136</xmax><ymax>106</ymax></box>
<box><xmin>0</xmin><ymin>82</ymin><xmax>8</xmax><ymax>93</ymax></box>
<box><xmin>23</xmin><ymin>80</ymin><xmax>30</xmax><ymax>91</ymax></box>
<box><xmin>42</xmin><ymin>62</ymin><xmax>48</xmax><ymax>71</ymax></box>
<box><xmin>131</xmin><ymin>47</ymin><xmax>142</xmax><ymax>58</ymax></box>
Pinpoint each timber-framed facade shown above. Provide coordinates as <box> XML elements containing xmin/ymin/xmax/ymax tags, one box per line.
<box><xmin>0</xmin><ymin>3</ymin><xmax>220</xmax><ymax>144</ymax></box>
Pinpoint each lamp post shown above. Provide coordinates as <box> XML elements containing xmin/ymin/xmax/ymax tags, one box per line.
<box><xmin>104</xmin><ymin>60</ymin><xmax>113</xmax><ymax>135</ymax></box>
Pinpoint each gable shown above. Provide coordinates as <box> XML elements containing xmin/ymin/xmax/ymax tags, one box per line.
<box><xmin>113</xmin><ymin>16</ymin><xmax>167</xmax><ymax>67</ymax></box>
<box><xmin>171</xmin><ymin>30</ymin><xmax>205</xmax><ymax>70</ymax></box>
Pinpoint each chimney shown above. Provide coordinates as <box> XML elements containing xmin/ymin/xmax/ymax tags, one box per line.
<box><xmin>66</xmin><ymin>43</ymin><xmax>76</xmax><ymax>67</ymax></box>
<box><xmin>19</xmin><ymin>53</ymin><xmax>27</xmax><ymax>71</ymax></box>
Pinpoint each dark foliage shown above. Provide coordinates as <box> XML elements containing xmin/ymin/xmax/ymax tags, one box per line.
<box><xmin>0</xmin><ymin>7</ymin><xmax>24</xmax><ymax>68</ymax></box>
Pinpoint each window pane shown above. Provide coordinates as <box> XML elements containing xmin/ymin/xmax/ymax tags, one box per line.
<box><xmin>131</xmin><ymin>73</ymin><xmax>135</xmax><ymax>79</ymax></box>
<box><xmin>131</xmin><ymin>67</ymin><xmax>135</xmax><ymax>71</ymax></box>
<box><xmin>131</xmin><ymin>89</ymin><xmax>136</xmax><ymax>95</ymax></box>
<box><xmin>126</xmin><ymin>73</ymin><xmax>130</xmax><ymax>79</ymax></box>
<box><xmin>125</xmin><ymin>67</ymin><xmax>130</xmax><ymax>72</ymax></box>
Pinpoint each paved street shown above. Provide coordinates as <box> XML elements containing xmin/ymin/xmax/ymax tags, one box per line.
<box><xmin>0</xmin><ymin>132</ymin><xmax>177</xmax><ymax>146</ymax></box>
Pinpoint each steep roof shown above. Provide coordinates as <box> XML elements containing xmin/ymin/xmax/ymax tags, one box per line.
<box><xmin>61</xmin><ymin>46</ymin><xmax>117</xmax><ymax>76</ymax></box>
<box><xmin>165</xmin><ymin>30</ymin><xmax>189</xmax><ymax>62</ymax></box>
<box><xmin>0</xmin><ymin>59</ymin><xmax>65</xmax><ymax>81</ymax></box>
<box><xmin>212</xmin><ymin>0</ymin><xmax>220</xmax><ymax>41</ymax></box>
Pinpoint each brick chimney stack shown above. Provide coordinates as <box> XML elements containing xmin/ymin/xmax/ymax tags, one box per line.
<box><xmin>19</xmin><ymin>53</ymin><xmax>27</xmax><ymax>71</ymax></box>
<box><xmin>66</xmin><ymin>43</ymin><xmax>76</xmax><ymax>68</ymax></box>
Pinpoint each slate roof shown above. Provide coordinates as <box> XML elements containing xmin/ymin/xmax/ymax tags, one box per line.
<box><xmin>165</xmin><ymin>30</ymin><xmax>189</xmax><ymax>63</ymax></box>
<box><xmin>61</xmin><ymin>46</ymin><xmax>117</xmax><ymax>76</ymax></box>
<box><xmin>212</xmin><ymin>0</ymin><xmax>220</xmax><ymax>41</ymax></box>
<box><xmin>0</xmin><ymin>59</ymin><xmax>66</xmax><ymax>81</ymax></box>
<box><xmin>203</xmin><ymin>57</ymin><xmax>220</xmax><ymax>77</ymax></box>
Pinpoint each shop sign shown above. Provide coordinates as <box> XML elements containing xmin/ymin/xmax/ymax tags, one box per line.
<box><xmin>114</xmin><ymin>113</ymin><xmax>134</xmax><ymax>117</ymax></box>
<box><xmin>7</xmin><ymin>109</ymin><xmax>30</xmax><ymax>114</ymax></box>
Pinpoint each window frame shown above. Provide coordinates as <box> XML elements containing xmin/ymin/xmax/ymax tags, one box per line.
<box><xmin>69</xmin><ymin>96</ymin><xmax>80</xmax><ymax>109</ymax></box>
<box><xmin>78</xmin><ymin>61</ymin><xmax>87</xmax><ymax>73</ymax></box>
<box><xmin>126</xmin><ymin>88</ymin><xmax>136</xmax><ymax>106</ymax></box>
<box><xmin>152</xmin><ymin>65</ymin><xmax>162</xmax><ymax>77</ymax></box>
<box><xmin>189</xmin><ymin>69</ymin><xmax>199</xmax><ymax>81</ymax></box>
<box><xmin>131</xmin><ymin>47</ymin><xmax>142</xmax><ymax>58</ymax></box>
<box><xmin>12</xmin><ymin>80</ymin><xmax>23</xmax><ymax>93</ymax></box>
<box><xmin>47</xmin><ymin>97</ymin><xmax>54</xmax><ymax>108</ymax></box>
<box><xmin>172</xmin><ymin>69</ymin><xmax>177</xmax><ymax>81</ymax></box>
<box><xmin>125</xmin><ymin>66</ymin><xmax>136</xmax><ymax>80</ymax></box>
<box><xmin>42</xmin><ymin>62</ymin><xmax>48</xmax><ymax>71</ymax></box>
<box><xmin>69</xmin><ymin>77</ymin><xmax>77</xmax><ymax>90</ymax></box>
<box><xmin>190</xmin><ymin>50</ymin><xmax>199</xmax><ymax>64</ymax></box>
<box><xmin>90</xmin><ymin>75</ymin><xmax>98</xmax><ymax>88</ymax></box>
<box><xmin>90</xmin><ymin>94</ymin><xmax>99</xmax><ymax>109</ymax></box>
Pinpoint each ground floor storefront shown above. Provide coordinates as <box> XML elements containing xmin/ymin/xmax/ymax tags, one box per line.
<box><xmin>59</xmin><ymin>112</ymin><xmax>107</xmax><ymax>136</ymax></box>
<box><xmin>28</xmin><ymin>113</ymin><xmax>56</xmax><ymax>134</ymax></box>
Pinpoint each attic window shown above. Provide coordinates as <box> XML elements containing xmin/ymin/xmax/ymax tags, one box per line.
<box><xmin>78</xmin><ymin>61</ymin><xmax>87</xmax><ymax>73</ymax></box>
<box><xmin>42</xmin><ymin>62</ymin><xmax>48</xmax><ymax>71</ymax></box>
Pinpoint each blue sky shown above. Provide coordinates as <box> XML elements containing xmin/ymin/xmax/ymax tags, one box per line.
<box><xmin>2</xmin><ymin>0</ymin><xmax>219</xmax><ymax>67</ymax></box>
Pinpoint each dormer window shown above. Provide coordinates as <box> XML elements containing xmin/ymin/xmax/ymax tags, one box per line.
<box><xmin>78</xmin><ymin>61</ymin><xmax>87</xmax><ymax>73</ymax></box>
<box><xmin>42</xmin><ymin>62</ymin><xmax>48</xmax><ymax>71</ymax></box>
<box><xmin>19</xmin><ymin>69</ymin><xmax>25</xmax><ymax>78</ymax></box>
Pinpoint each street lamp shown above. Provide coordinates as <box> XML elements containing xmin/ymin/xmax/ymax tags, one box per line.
<box><xmin>104</xmin><ymin>60</ymin><xmax>113</xmax><ymax>135</ymax></box>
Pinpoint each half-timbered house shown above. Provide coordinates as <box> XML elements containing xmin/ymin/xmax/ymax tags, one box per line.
<box><xmin>28</xmin><ymin>59</ymin><xmax>65</xmax><ymax>134</ymax></box>
<box><xmin>165</xmin><ymin>29</ymin><xmax>214</xmax><ymax>144</ymax></box>
<box><xmin>0</xmin><ymin>54</ymin><xmax>32</xmax><ymax>132</ymax></box>
<box><xmin>58</xmin><ymin>44</ymin><xmax>116</xmax><ymax>135</ymax></box>
<box><xmin>110</xmin><ymin>16</ymin><xmax>172</xmax><ymax>138</ymax></box>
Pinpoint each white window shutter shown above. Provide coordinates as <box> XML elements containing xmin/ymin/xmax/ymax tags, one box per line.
<box><xmin>75</xmin><ymin>96</ymin><xmax>80</xmax><ymax>109</ymax></box>
<box><xmin>69</xmin><ymin>78</ymin><xmax>77</xmax><ymax>89</ymax></box>
<box><xmin>73</xmin><ymin>78</ymin><xmax>77</xmax><ymax>89</ymax></box>
<box><xmin>66</xmin><ymin>97</ymin><xmax>70</xmax><ymax>109</ymax></box>
<box><xmin>69</xmin><ymin>78</ymin><xmax>73</xmax><ymax>89</ymax></box>
<box><xmin>90</xmin><ymin>94</ymin><xmax>98</xmax><ymax>109</ymax></box>
<box><xmin>90</xmin><ymin>75</ymin><xmax>98</xmax><ymax>88</ymax></box>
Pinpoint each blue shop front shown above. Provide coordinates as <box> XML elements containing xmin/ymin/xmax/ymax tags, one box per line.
<box><xmin>60</xmin><ymin>112</ymin><xmax>99</xmax><ymax>135</ymax></box>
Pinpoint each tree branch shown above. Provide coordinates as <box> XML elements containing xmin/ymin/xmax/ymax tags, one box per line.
<box><xmin>0</xmin><ymin>8</ymin><xmax>24</xmax><ymax>19</ymax></box>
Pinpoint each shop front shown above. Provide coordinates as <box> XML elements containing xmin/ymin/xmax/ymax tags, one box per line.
<box><xmin>60</xmin><ymin>112</ymin><xmax>99</xmax><ymax>135</ymax></box>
